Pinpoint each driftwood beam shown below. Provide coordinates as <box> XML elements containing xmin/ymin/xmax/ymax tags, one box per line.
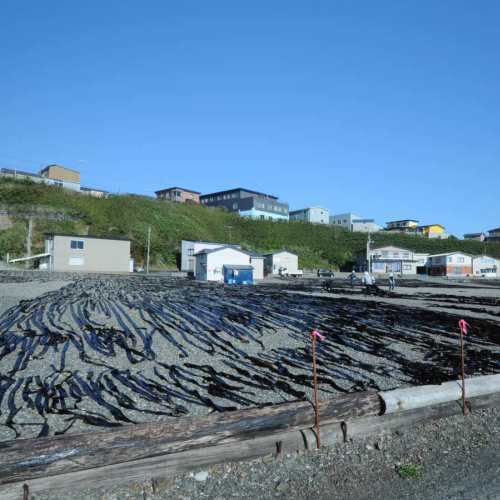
<box><xmin>0</xmin><ymin>391</ymin><xmax>381</xmax><ymax>485</ymax></box>
<box><xmin>0</xmin><ymin>392</ymin><xmax>498</xmax><ymax>500</ymax></box>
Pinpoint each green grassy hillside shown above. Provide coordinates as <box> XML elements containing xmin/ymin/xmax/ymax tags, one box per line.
<box><xmin>1</xmin><ymin>177</ymin><xmax>498</xmax><ymax>269</ymax></box>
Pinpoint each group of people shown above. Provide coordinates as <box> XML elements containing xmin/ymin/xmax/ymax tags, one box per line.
<box><xmin>348</xmin><ymin>270</ymin><xmax>396</xmax><ymax>294</ymax></box>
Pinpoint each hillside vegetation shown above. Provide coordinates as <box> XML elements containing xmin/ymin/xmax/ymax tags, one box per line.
<box><xmin>1</xmin><ymin>178</ymin><xmax>499</xmax><ymax>270</ymax></box>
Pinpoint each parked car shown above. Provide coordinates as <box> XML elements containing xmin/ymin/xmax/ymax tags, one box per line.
<box><xmin>317</xmin><ymin>269</ymin><xmax>334</xmax><ymax>278</ymax></box>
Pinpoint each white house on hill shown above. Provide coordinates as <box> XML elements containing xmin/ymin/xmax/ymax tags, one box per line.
<box><xmin>368</xmin><ymin>246</ymin><xmax>428</xmax><ymax>275</ymax></box>
<box><xmin>181</xmin><ymin>240</ymin><xmax>241</xmax><ymax>274</ymax></box>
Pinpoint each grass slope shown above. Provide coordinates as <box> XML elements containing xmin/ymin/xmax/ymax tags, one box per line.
<box><xmin>1</xmin><ymin>178</ymin><xmax>498</xmax><ymax>269</ymax></box>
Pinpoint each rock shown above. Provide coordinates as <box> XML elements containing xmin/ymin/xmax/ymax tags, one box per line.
<box><xmin>275</xmin><ymin>481</ymin><xmax>289</xmax><ymax>492</ymax></box>
<box><xmin>193</xmin><ymin>471</ymin><xmax>209</xmax><ymax>482</ymax></box>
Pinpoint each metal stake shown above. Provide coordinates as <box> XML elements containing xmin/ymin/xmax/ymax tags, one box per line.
<box><xmin>459</xmin><ymin>325</ymin><xmax>468</xmax><ymax>416</ymax></box>
<box><xmin>312</xmin><ymin>333</ymin><xmax>321</xmax><ymax>448</ymax></box>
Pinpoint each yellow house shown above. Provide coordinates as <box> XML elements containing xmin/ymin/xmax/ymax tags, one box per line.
<box><xmin>417</xmin><ymin>224</ymin><xmax>446</xmax><ymax>238</ymax></box>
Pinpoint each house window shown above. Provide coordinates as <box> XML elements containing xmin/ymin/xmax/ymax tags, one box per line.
<box><xmin>187</xmin><ymin>248</ymin><xmax>194</xmax><ymax>256</ymax></box>
<box><xmin>233</xmin><ymin>203</ymin><xmax>238</xmax><ymax>210</ymax></box>
<box><xmin>70</xmin><ymin>240</ymin><xmax>84</xmax><ymax>250</ymax></box>
<box><xmin>457</xmin><ymin>257</ymin><xmax>464</xmax><ymax>263</ymax></box>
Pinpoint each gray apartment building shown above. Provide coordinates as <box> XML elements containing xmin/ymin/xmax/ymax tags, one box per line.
<box><xmin>289</xmin><ymin>207</ymin><xmax>329</xmax><ymax>224</ymax></box>
<box><xmin>200</xmin><ymin>188</ymin><xmax>289</xmax><ymax>221</ymax></box>
<box><xmin>486</xmin><ymin>227</ymin><xmax>500</xmax><ymax>242</ymax></box>
<box><xmin>42</xmin><ymin>234</ymin><xmax>132</xmax><ymax>273</ymax></box>
<box><xmin>330</xmin><ymin>212</ymin><xmax>382</xmax><ymax>232</ymax></box>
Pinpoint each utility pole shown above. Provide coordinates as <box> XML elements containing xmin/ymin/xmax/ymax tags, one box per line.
<box><xmin>26</xmin><ymin>216</ymin><xmax>33</xmax><ymax>269</ymax></box>
<box><xmin>366</xmin><ymin>231</ymin><xmax>371</xmax><ymax>272</ymax></box>
<box><xmin>146</xmin><ymin>226</ymin><xmax>151</xmax><ymax>274</ymax></box>
<box><xmin>226</xmin><ymin>225</ymin><xmax>233</xmax><ymax>243</ymax></box>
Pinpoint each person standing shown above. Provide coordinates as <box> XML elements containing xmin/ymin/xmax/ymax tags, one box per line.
<box><xmin>350</xmin><ymin>269</ymin><xmax>357</xmax><ymax>287</ymax></box>
<box><xmin>388</xmin><ymin>271</ymin><xmax>396</xmax><ymax>291</ymax></box>
<box><xmin>363</xmin><ymin>271</ymin><xmax>378</xmax><ymax>295</ymax></box>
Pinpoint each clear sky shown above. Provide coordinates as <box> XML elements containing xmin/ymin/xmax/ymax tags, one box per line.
<box><xmin>1</xmin><ymin>1</ymin><xmax>499</xmax><ymax>236</ymax></box>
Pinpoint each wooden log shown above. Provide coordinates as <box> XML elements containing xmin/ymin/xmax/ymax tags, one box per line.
<box><xmin>0</xmin><ymin>392</ymin><xmax>498</xmax><ymax>500</ymax></box>
<box><xmin>0</xmin><ymin>391</ymin><xmax>381</xmax><ymax>485</ymax></box>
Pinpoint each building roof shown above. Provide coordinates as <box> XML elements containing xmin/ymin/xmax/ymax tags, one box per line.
<box><xmin>290</xmin><ymin>207</ymin><xmax>328</xmax><ymax>214</ymax></box>
<box><xmin>1</xmin><ymin>167</ymin><xmax>41</xmax><ymax>178</ymax></box>
<box><xmin>331</xmin><ymin>212</ymin><xmax>361</xmax><ymax>217</ymax></box>
<box><xmin>248</xmin><ymin>252</ymin><xmax>264</xmax><ymax>258</ymax></box>
<box><xmin>44</xmin><ymin>233</ymin><xmax>130</xmax><ymax>241</ymax></box>
<box><xmin>182</xmin><ymin>239</ymin><xmax>241</xmax><ymax>247</ymax></box>
<box><xmin>262</xmin><ymin>250</ymin><xmax>298</xmax><ymax>257</ymax></box>
<box><xmin>194</xmin><ymin>245</ymin><xmax>250</xmax><ymax>256</ymax></box>
<box><xmin>200</xmin><ymin>188</ymin><xmax>278</xmax><ymax>200</ymax></box>
<box><xmin>463</xmin><ymin>232</ymin><xmax>483</xmax><ymax>237</ymax></box>
<box><xmin>428</xmin><ymin>251</ymin><xmax>474</xmax><ymax>258</ymax></box>
<box><xmin>155</xmin><ymin>186</ymin><xmax>201</xmax><ymax>195</ymax></box>
<box><xmin>223</xmin><ymin>264</ymin><xmax>254</xmax><ymax>270</ymax></box>
<box><xmin>417</xmin><ymin>224</ymin><xmax>445</xmax><ymax>229</ymax></box>
<box><xmin>386</xmin><ymin>219</ymin><xmax>419</xmax><ymax>224</ymax></box>
<box><xmin>81</xmin><ymin>186</ymin><xmax>109</xmax><ymax>193</ymax></box>
<box><xmin>371</xmin><ymin>245</ymin><xmax>412</xmax><ymax>252</ymax></box>
<box><xmin>488</xmin><ymin>227</ymin><xmax>500</xmax><ymax>233</ymax></box>
<box><xmin>40</xmin><ymin>164</ymin><xmax>80</xmax><ymax>174</ymax></box>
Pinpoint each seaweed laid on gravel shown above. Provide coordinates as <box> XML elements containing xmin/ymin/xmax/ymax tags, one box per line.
<box><xmin>0</xmin><ymin>275</ymin><xmax>498</xmax><ymax>441</ymax></box>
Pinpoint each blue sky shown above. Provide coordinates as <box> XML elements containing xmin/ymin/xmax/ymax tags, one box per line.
<box><xmin>1</xmin><ymin>1</ymin><xmax>499</xmax><ymax>236</ymax></box>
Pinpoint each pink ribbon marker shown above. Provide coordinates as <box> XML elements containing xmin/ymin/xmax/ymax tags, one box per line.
<box><xmin>311</xmin><ymin>329</ymin><xmax>325</xmax><ymax>341</ymax></box>
<box><xmin>459</xmin><ymin>319</ymin><xmax>471</xmax><ymax>335</ymax></box>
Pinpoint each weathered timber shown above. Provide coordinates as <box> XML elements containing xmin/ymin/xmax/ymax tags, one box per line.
<box><xmin>0</xmin><ymin>391</ymin><xmax>381</xmax><ymax>485</ymax></box>
<box><xmin>1</xmin><ymin>392</ymin><xmax>498</xmax><ymax>500</ymax></box>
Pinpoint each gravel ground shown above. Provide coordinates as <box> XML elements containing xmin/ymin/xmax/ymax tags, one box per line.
<box><xmin>0</xmin><ymin>280</ymin><xmax>72</xmax><ymax>316</ymax></box>
<box><xmin>0</xmin><ymin>275</ymin><xmax>499</xmax><ymax>442</ymax></box>
<box><xmin>36</xmin><ymin>406</ymin><xmax>500</xmax><ymax>500</ymax></box>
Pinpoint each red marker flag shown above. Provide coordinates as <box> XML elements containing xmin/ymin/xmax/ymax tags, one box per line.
<box><xmin>459</xmin><ymin>319</ymin><xmax>471</xmax><ymax>335</ymax></box>
<box><xmin>311</xmin><ymin>329</ymin><xmax>325</xmax><ymax>341</ymax></box>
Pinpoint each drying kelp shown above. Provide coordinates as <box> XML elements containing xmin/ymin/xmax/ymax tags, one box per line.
<box><xmin>0</xmin><ymin>276</ymin><xmax>498</xmax><ymax>441</ymax></box>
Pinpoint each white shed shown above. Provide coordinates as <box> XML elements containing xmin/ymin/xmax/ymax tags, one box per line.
<box><xmin>249</xmin><ymin>254</ymin><xmax>264</xmax><ymax>280</ymax></box>
<box><xmin>181</xmin><ymin>240</ymin><xmax>241</xmax><ymax>273</ymax></box>
<box><xmin>195</xmin><ymin>246</ymin><xmax>252</xmax><ymax>282</ymax></box>
<box><xmin>264</xmin><ymin>251</ymin><xmax>300</xmax><ymax>276</ymax></box>
<box><xmin>472</xmin><ymin>255</ymin><xmax>498</xmax><ymax>278</ymax></box>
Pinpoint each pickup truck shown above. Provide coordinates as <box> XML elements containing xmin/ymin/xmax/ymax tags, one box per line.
<box><xmin>279</xmin><ymin>267</ymin><xmax>303</xmax><ymax>278</ymax></box>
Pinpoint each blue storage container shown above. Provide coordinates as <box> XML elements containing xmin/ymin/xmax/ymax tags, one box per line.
<box><xmin>223</xmin><ymin>265</ymin><xmax>254</xmax><ymax>285</ymax></box>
